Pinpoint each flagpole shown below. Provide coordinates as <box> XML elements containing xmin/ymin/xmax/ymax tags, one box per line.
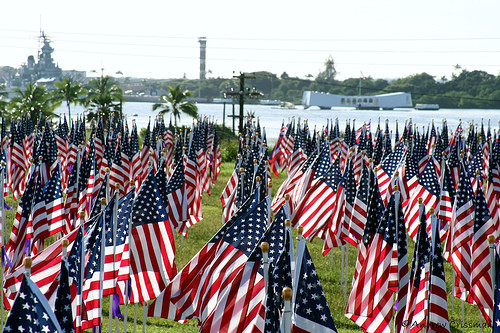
<box><xmin>133</xmin><ymin>303</ymin><xmax>138</xmax><ymax>333</ymax></box>
<box><xmin>123</xmin><ymin>181</ymin><xmax>135</xmax><ymax>333</ymax></box>
<box><xmin>0</xmin><ymin>162</ymin><xmax>5</xmax><ymax>332</ymax></box>
<box><xmin>393</xmin><ymin>188</ymin><xmax>401</xmax><ymax>332</ymax></box>
<box><xmin>75</xmin><ymin>145</ymin><xmax>81</xmax><ymax>229</ymax></box>
<box><xmin>261</xmin><ymin>242</ymin><xmax>269</xmax><ymax>297</ymax></box>
<box><xmin>343</xmin><ymin>243</ymin><xmax>348</xmax><ymax>306</ymax></box>
<box><xmin>142</xmin><ymin>301</ymin><xmax>147</xmax><ymax>333</ymax></box>
<box><xmin>488</xmin><ymin>234</ymin><xmax>496</xmax><ymax>322</ymax></box>
<box><xmin>267</xmin><ymin>180</ymin><xmax>272</xmax><ymax>224</ymax></box>
<box><xmin>282</xmin><ymin>287</ymin><xmax>292</xmax><ymax>333</ymax></box>
<box><xmin>98</xmin><ymin>197</ymin><xmax>107</xmax><ymax>332</ymax></box>
<box><xmin>340</xmin><ymin>245</ymin><xmax>344</xmax><ymax>288</ymax></box>
<box><xmin>426</xmin><ymin>208</ymin><xmax>437</xmax><ymax>331</ymax></box>
<box><xmin>284</xmin><ymin>194</ymin><xmax>290</xmax><ymax>220</ymax></box>
<box><xmin>108</xmin><ymin>184</ymin><xmax>119</xmax><ymax>333</ymax></box>
<box><xmin>293</xmin><ymin>226</ymin><xmax>305</xmax><ymax>298</ymax></box>
<box><xmin>79</xmin><ymin>211</ymin><xmax>86</xmax><ymax>332</ymax></box>
<box><xmin>285</xmin><ymin>219</ymin><xmax>295</xmax><ymax>286</ymax></box>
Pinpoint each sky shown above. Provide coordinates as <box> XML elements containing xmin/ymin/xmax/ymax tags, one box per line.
<box><xmin>2</xmin><ymin>0</ymin><xmax>500</xmax><ymax>81</ymax></box>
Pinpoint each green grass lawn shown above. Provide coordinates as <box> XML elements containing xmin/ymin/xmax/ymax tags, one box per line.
<box><xmin>3</xmin><ymin>162</ymin><xmax>492</xmax><ymax>332</ymax></box>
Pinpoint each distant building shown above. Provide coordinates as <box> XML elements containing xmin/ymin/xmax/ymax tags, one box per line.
<box><xmin>14</xmin><ymin>31</ymin><xmax>63</xmax><ymax>87</ymax></box>
<box><xmin>199</xmin><ymin>37</ymin><xmax>207</xmax><ymax>80</ymax></box>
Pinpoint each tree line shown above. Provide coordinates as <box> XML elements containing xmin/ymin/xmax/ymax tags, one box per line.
<box><xmin>165</xmin><ymin>65</ymin><xmax>500</xmax><ymax>109</ymax></box>
<box><xmin>0</xmin><ymin>77</ymin><xmax>198</xmax><ymax>126</ymax></box>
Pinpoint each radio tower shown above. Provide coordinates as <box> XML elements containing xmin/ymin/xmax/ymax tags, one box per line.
<box><xmin>199</xmin><ymin>37</ymin><xmax>207</xmax><ymax>80</ymax></box>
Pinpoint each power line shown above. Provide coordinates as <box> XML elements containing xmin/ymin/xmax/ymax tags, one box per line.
<box><xmin>2</xmin><ymin>43</ymin><xmax>500</xmax><ymax>70</ymax></box>
<box><xmin>2</xmin><ymin>33</ymin><xmax>500</xmax><ymax>54</ymax></box>
<box><xmin>2</xmin><ymin>28</ymin><xmax>500</xmax><ymax>42</ymax></box>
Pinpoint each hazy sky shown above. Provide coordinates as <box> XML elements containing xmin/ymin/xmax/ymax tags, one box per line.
<box><xmin>2</xmin><ymin>0</ymin><xmax>499</xmax><ymax>81</ymax></box>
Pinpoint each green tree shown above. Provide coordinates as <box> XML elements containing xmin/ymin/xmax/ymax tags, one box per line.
<box><xmin>9</xmin><ymin>82</ymin><xmax>58</xmax><ymax>123</ymax></box>
<box><xmin>84</xmin><ymin>75</ymin><xmax>123</xmax><ymax>126</ymax></box>
<box><xmin>53</xmin><ymin>78</ymin><xmax>86</xmax><ymax>121</ymax></box>
<box><xmin>316</xmin><ymin>55</ymin><xmax>337</xmax><ymax>83</ymax></box>
<box><xmin>0</xmin><ymin>84</ymin><xmax>8</xmax><ymax>114</ymax></box>
<box><xmin>152</xmin><ymin>85</ymin><xmax>198</xmax><ymax>125</ymax></box>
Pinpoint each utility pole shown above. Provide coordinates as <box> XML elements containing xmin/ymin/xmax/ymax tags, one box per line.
<box><xmin>224</xmin><ymin>72</ymin><xmax>262</xmax><ymax>134</ymax></box>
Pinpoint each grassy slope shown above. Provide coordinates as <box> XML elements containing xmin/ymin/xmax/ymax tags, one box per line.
<box><xmin>4</xmin><ymin>162</ymin><xmax>489</xmax><ymax>332</ymax></box>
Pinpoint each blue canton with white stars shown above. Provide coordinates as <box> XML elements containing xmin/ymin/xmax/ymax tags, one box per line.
<box><xmin>131</xmin><ymin>172</ymin><xmax>168</xmax><ymax>227</ymax></box>
<box><xmin>294</xmin><ymin>245</ymin><xmax>337</xmax><ymax>332</ymax></box>
<box><xmin>4</xmin><ymin>274</ymin><xmax>63</xmax><ymax>333</ymax></box>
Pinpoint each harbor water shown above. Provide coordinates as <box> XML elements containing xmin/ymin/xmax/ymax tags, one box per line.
<box><xmin>55</xmin><ymin>102</ymin><xmax>500</xmax><ymax>141</ymax></box>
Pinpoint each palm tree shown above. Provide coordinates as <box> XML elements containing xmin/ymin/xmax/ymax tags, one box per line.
<box><xmin>84</xmin><ymin>75</ymin><xmax>123</xmax><ymax>126</ymax></box>
<box><xmin>152</xmin><ymin>85</ymin><xmax>198</xmax><ymax>126</ymax></box>
<box><xmin>53</xmin><ymin>78</ymin><xmax>86</xmax><ymax>121</ymax></box>
<box><xmin>9</xmin><ymin>82</ymin><xmax>58</xmax><ymax>124</ymax></box>
<box><xmin>0</xmin><ymin>84</ymin><xmax>8</xmax><ymax>115</ymax></box>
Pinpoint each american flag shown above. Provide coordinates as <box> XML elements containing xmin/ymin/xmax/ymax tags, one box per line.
<box><xmin>377</xmin><ymin>143</ymin><xmax>405</xmax><ymax>206</ymax></box>
<box><xmin>139</xmin><ymin>121</ymin><xmax>152</xmax><ymax>186</ymax></box>
<box><xmin>55</xmin><ymin>123</ymin><xmax>69</xmax><ymax>192</ymax></box>
<box><xmin>4</xmin><ymin>227</ymin><xmax>80</xmax><ymax>312</ymax></box>
<box><xmin>293</xmin><ymin>239</ymin><xmax>337</xmax><ymax>333</ymax></box>
<box><xmin>149</xmin><ymin>196</ymin><xmax>267</xmax><ymax>325</ymax></box>
<box><xmin>200</xmin><ymin>200</ymin><xmax>285</xmax><ymax>332</ymax></box>
<box><xmin>184</xmin><ymin>149</ymin><xmax>203</xmax><ymax>228</ymax></box>
<box><xmin>469</xmin><ymin>186</ymin><xmax>495</xmax><ymax>324</ymax></box>
<box><xmin>66</xmin><ymin>225</ymin><xmax>85</xmax><ymax>331</ymax></box>
<box><xmin>287</xmin><ymin>134</ymin><xmax>307</xmax><ymax>176</ymax></box>
<box><xmin>345</xmin><ymin>161</ymin><xmax>370</xmax><ymax>246</ymax></box>
<box><xmin>447</xmin><ymin>143</ymin><xmax>461</xmax><ymax>189</ymax></box>
<box><xmin>291</xmin><ymin>147</ymin><xmax>332</xmax><ymax>217</ymax></box>
<box><xmin>94</xmin><ymin>120</ymin><xmax>105</xmax><ymax>176</ymax></box>
<box><xmin>404</xmin><ymin>157</ymin><xmax>440</xmax><ymax>241</ymax></box>
<box><xmin>54</xmin><ymin>257</ymin><xmax>75</xmax><ymax>333</ymax></box>
<box><xmin>148</xmin><ymin>193</ymin><xmax>259</xmax><ymax>320</ymax></box>
<box><xmin>64</xmin><ymin>154</ymin><xmax>80</xmax><ymax>229</ymax></box>
<box><xmin>129</xmin><ymin>169</ymin><xmax>176</xmax><ymax>303</ymax></box>
<box><xmin>114</xmin><ymin>190</ymin><xmax>135</xmax><ymax>294</ymax></box>
<box><xmin>4</xmin><ymin>272</ymin><xmax>63</xmax><ymax>333</ymax></box>
<box><xmin>5</xmin><ymin>173</ymin><xmax>37</xmax><ymax>269</ymax></box>
<box><xmin>30</xmin><ymin>165</ymin><xmax>64</xmax><ymax>248</ymax></box>
<box><xmin>264</xmin><ymin>209</ymin><xmax>293</xmax><ymax>332</ymax></box>
<box><xmin>271</xmin><ymin>145</ymin><xmax>307</xmax><ymax>215</ymax></box>
<box><xmin>323</xmin><ymin>159</ymin><xmax>356</xmax><ymax>253</ymax></box>
<box><xmin>486</xmin><ymin>163</ymin><xmax>500</xmax><ymax>239</ymax></box>
<box><xmin>345</xmin><ymin>179</ymin><xmax>392</xmax><ymax>333</ymax></box>
<box><xmin>221</xmin><ymin>168</ymin><xmax>238</xmax><ymax>208</ymax></box>
<box><xmin>80</xmin><ymin>213</ymin><xmax>106</xmax><ymax>329</ymax></box>
<box><xmin>438</xmin><ymin>164</ymin><xmax>456</xmax><ymax>243</ymax></box>
<box><xmin>401</xmin><ymin>147</ymin><xmax>418</xmax><ymax>202</ymax></box>
<box><xmin>100</xmin><ymin>191</ymin><xmax>133</xmax><ymax>299</ymax></box>
<box><xmin>164</xmin><ymin>125</ymin><xmax>174</xmax><ymax>169</ymax></box>
<box><xmin>9</xmin><ymin>121</ymin><xmax>27</xmax><ymax>200</ymax></box>
<box><xmin>394</xmin><ymin>192</ymin><xmax>410</xmax><ymax>333</ymax></box>
<box><xmin>427</xmin><ymin>122</ymin><xmax>437</xmax><ymax>154</ymax></box>
<box><xmin>212</xmin><ymin>129</ymin><xmax>222</xmax><ymax>185</ymax></box>
<box><xmin>188</xmin><ymin>198</ymin><xmax>267</xmax><ymax>327</ymax></box>
<box><xmin>269</xmin><ymin>122</ymin><xmax>288</xmax><ymax>177</ymax></box>
<box><xmin>109</xmin><ymin>138</ymin><xmax>130</xmax><ymax>197</ymax></box>
<box><xmin>493</xmin><ymin>247</ymin><xmax>500</xmax><ymax>332</ymax></box>
<box><xmin>130</xmin><ymin>122</ymin><xmax>142</xmax><ymax>184</ymax></box>
<box><xmin>447</xmin><ymin>162</ymin><xmax>474</xmax><ymax>300</ymax></box>
<box><xmin>403</xmin><ymin>206</ymin><xmax>431</xmax><ymax>333</ymax></box>
<box><xmin>164</xmin><ymin>159</ymin><xmax>188</xmax><ymax>233</ymax></box>
<box><xmin>427</xmin><ymin>216</ymin><xmax>450</xmax><ymax>333</ymax></box>
<box><xmin>291</xmin><ymin>156</ymin><xmax>341</xmax><ymax>241</ymax></box>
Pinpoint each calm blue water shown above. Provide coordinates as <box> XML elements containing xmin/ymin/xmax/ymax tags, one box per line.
<box><xmin>55</xmin><ymin>102</ymin><xmax>500</xmax><ymax>141</ymax></box>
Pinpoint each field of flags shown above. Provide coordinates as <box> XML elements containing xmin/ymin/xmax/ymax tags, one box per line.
<box><xmin>0</xmin><ymin>112</ymin><xmax>500</xmax><ymax>333</ymax></box>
